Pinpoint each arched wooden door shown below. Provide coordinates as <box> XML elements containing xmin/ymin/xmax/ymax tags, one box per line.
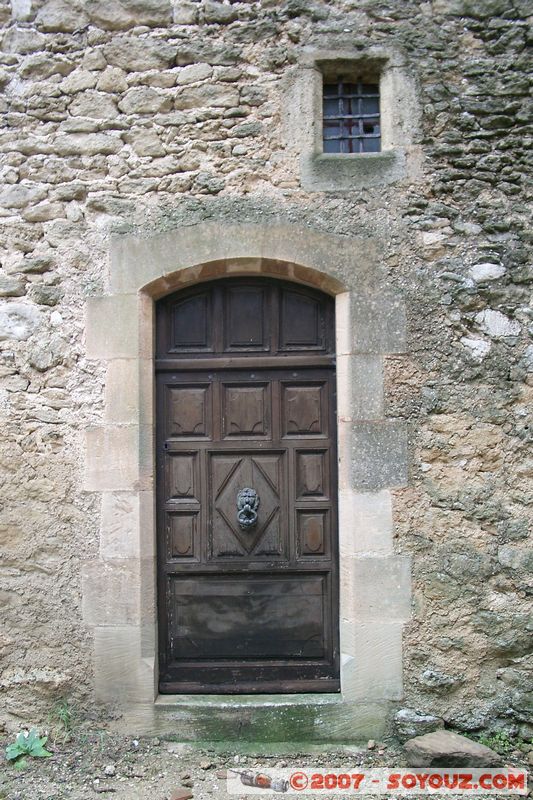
<box><xmin>156</xmin><ymin>278</ymin><xmax>339</xmax><ymax>693</ymax></box>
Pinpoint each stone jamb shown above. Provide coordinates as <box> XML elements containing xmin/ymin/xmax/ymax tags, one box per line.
<box><xmin>83</xmin><ymin>222</ymin><xmax>410</xmax><ymax>740</ymax></box>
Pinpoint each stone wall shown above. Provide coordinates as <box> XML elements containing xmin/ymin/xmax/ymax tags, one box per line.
<box><xmin>0</xmin><ymin>0</ymin><xmax>531</xmax><ymax>739</ymax></box>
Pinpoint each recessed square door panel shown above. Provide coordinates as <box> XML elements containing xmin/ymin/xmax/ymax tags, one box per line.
<box><xmin>169</xmin><ymin>292</ymin><xmax>212</xmax><ymax>352</ymax></box>
<box><xmin>297</xmin><ymin>509</ymin><xmax>330</xmax><ymax>558</ymax></box>
<box><xmin>224</xmin><ymin>286</ymin><xmax>269</xmax><ymax>351</ymax></box>
<box><xmin>166</xmin><ymin>384</ymin><xmax>211</xmax><ymax>438</ymax></box>
<box><xmin>165</xmin><ymin>452</ymin><xmax>200</xmax><ymax>504</ymax></box>
<box><xmin>282</xmin><ymin>382</ymin><xmax>327</xmax><ymax>437</ymax></box>
<box><xmin>222</xmin><ymin>383</ymin><xmax>271</xmax><ymax>438</ymax></box>
<box><xmin>280</xmin><ymin>290</ymin><xmax>326</xmax><ymax>350</ymax></box>
<box><xmin>166</xmin><ymin>512</ymin><xmax>199</xmax><ymax>561</ymax></box>
<box><xmin>295</xmin><ymin>450</ymin><xmax>329</xmax><ymax>500</ymax></box>
<box><xmin>210</xmin><ymin>452</ymin><xmax>286</xmax><ymax>558</ymax></box>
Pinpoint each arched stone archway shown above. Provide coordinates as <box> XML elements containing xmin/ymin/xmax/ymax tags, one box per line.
<box><xmin>83</xmin><ymin>221</ymin><xmax>411</xmax><ymax>740</ymax></box>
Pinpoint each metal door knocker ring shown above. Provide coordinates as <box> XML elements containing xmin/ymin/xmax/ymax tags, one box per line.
<box><xmin>237</xmin><ymin>488</ymin><xmax>260</xmax><ymax>530</ymax></box>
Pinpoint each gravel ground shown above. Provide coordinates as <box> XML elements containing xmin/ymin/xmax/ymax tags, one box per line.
<box><xmin>0</xmin><ymin>730</ymin><xmax>397</xmax><ymax>800</ymax></box>
<box><xmin>0</xmin><ymin>728</ymin><xmax>530</xmax><ymax>800</ymax></box>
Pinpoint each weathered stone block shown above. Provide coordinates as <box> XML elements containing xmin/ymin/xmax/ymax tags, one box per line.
<box><xmin>19</xmin><ymin>53</ymin><xmax>74</xmax><ymax>80</ymax></box>
<box><xmin>54</xmin><ymin>134</ymin><xmax>122</xmax><ymax>156</ymax></box>
<box><xmin>85</xmin><ymin>0</ymin><xmax>172</xmax><ymax>30</ymax></box>
<box><xmin>60</xmin><ymin>69</ymin><xmax>98</xmax><ymax>95</ymax></box>
<box><xmin>2</xmin><ymin>27</ymin><xmax>47</xmax><ymax>54</ymax></box>
<box><xmin>174</xmin><ymin>85</ymin><xmax>239</xmax><ymax>110</ymax></box>
<box><xmin>171</xmin><ymin>1</ymin><xmax>197</xmax><ymax>24</ymax></box>
<box><xmin>350</xmin><ymin>420</ymin><xmax>408</xmax><ymax>490</ymax></box>
<box><xmin>469</xmin><ymin>262</ymin><xmax>506</xmax><ymax>282</ymax></box>
<box><xmin>86</xmin><ymin>295</ymin><xmax>139</xmax><ymax>359</ymax></box>
<box><xmin>93</xmin><ymin>625</ymin><xmax>156</xmax><ymax>703</ymax></box>
<box><xmin>404</xmin><ymin>730</ymin><xmax>502</xmax><ymax>768</ymax></box>
<box><xmin>343</xmin><ymin>353</ymin><xmax>384</xmax><ymax>420</ymax></box>
<box><xmin>346</xmin><ymin>556</ymin><xmax>412</xmax><ymax>622</ymax></box>
<box><xmin>108</xmin><ymin>223</ymin><xmax>370</xmax><ymax>295</ymax></box>
<box><xmin>394</xmin><ymin>709</ymin><xmax>445</xmax><ymax>742</ymax></box>
<box><xmin>341</xmin><ymin>622</ymin><xmax>403</xmax><ymax>700</ymax></box>
<box><xmin>176</xmin><ymin>63</ymin><xmax>213</xmax><ymax>85</ymax></box>
<box><xmin>27</xmin><ymin>285</ymin><xmax>62</xmax><ymax>306</ymax></box>
<box><xmin>0</xmin><ymin>184</ymin><xmax>47</xmax><ymax>209</ymax></box>
<box><xmin>82</xmin><ymin>559</ymin><xmax>140</xmax><ymax>626</ymax></box>
<box><xmin>498</xmin><ymin>545</ymin><xmax>533</xmax><ymax>570</ymax></box>
<box><xmin>103</xmin><ymin>37</ymin><xmax>176</xmax><ymax>72</ymax></box>
<box><xmin>148</xmin><ymin>694</ymin><xmax>388</xmax><ymax>743</ymax></box>
<box><xmin>203</xmin><ymin>1</ymin><xmax>239</xmax><ymax>23</ymax></box>
<box><xmin>119</xmin><ymin>87</ymin><xmax>172</xmax><ymax>115</ymax></box>
<box><xmin>100</xmin><ymin>492</ymin><xmax>140</xmax><ymax>559</ymax></box>
<box><xmin>0</xmin><ymin>276</ymin><xmax>25</xmax><ymax>298</ymax></box>
<box><xmin>302</xmin><ymin>151</ymin><xmax>409</xmax><ymax>191</ymax></box>
<box><xmin>96</xmin><ymin>67</ymin><xmax>128</xmax><ymax>94</ymax></box>
<box><xmin>351</xmin><ymin>292</ymin><xmax>407</xmax><ymax>354</ymax></box>
<box><xmin>18</xmin><ymin>257</ymin><xmax>53</xmax><ymax>274</ymax></box>
<box><xmin>125</xmin><ymin>130</ymin><xmax>165</xmax><ymax>157</ymax></box>
<box><xmin>35</xmin><ymin>0</ymin><xmax>89</xmax><ymax>32</ymax></box>
<box><xmin>101</xmin><ymin>489</ymin><xmax>155</xmax><ymax>559</ymax></box>
<box><xmin>475</xmin><ymin>309</ymin><xmax>521</xmax><ymax>338</ymax></box>
<box><xmin>104</xmin><ymin>358</ymin><xmax>152</xmax><ymax>424</ymax></box>
<box><xmin>22</xmin><ymin>202</ymin><xmax>65</xmax><ymax>223</ymax></box>
<box><xmin>84</xmin><ymin>425</ymin><xmax>140</xmax><ymax>491</ymax></box>
<box><xmin>69</xmin><ymin>90</ymin><xmax>119</xmax><ymax>120</ymax></box>
<box><xmin>0</xmin><ymin>302</ymin><xmax>41</xmax><ymax>341</ymax></box>
<box><xmin>339</xmin><ymin>490</ymin><xmax>393</xmax><ymax>556</ymax></box>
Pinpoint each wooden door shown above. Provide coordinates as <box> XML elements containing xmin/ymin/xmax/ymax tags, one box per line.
<box><xmin>156</xmin><ymin>279</ymin><xmax>339</xmax><ymax>693</ymax></box>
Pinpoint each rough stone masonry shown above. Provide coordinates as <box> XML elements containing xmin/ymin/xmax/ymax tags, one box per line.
<box><xmin>0</xmin><ymin>0</ymin><xmax>531</xmax><ymax>741</ymax></box>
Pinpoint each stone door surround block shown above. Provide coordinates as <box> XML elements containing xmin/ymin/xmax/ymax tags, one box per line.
<box><xmin>84</xmin><ymin>220</ymin><xmax>411</xmax><ymax>741</ymax></box>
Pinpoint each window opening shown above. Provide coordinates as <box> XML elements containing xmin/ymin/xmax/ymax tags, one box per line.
<box><xmin>322</xmin><ymin>78</ymin><xmax>381</xmax><ymax>154</ymax></box>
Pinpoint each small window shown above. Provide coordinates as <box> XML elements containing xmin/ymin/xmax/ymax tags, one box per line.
<box><xmin>322</xmin><ymin>78</ymin><xmax>381</xmax><ymax>154</ymax></box>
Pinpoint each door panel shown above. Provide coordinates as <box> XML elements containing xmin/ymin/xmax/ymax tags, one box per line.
<box><xmin>167</xmin><ymin>384</ymin><xmax>211</xmax><ymax>438</ymax></box>
<box><xmin>282</xmin><ymin>382</ymin><xmax>327</xmax><ymax>437</ymax></box>
<box><xmin>166</xmin><ymin>453</ymin><xmax>200</xmax><ymax>503</ymax></box>
<box><xmin>169</xmin><ymin>291</ymin><xmax>213</xmax><ymax>353</ymax></box>
<box><xmin>170</xmin><ymin>574</ymin><xmax>326</xmax><ymax>659</ymax></box>
<box><xmin>211</xmin><ymin>452</ymin><xmax>286</xmax><ymax>558</ymax></box>
<box><xmin>221</xmin><ymin>383</ymin><xmax>271</xmax><ymax>438</ymax></box>
<box><xmin>224</xmin><ymin>285</ymin><xmax>269</xmax><ymax>351</ymax></box>
<box><xmin>297</xmin><ymin>510</ymin><xmax>330</xmax><ymax>558</ymax></box>
<box><xmin>167</xmin><ymin>512</ymin><xmax>199</xmax><ymax>560</ymax></box>
<box><xmin>157</xmin><ymin>279</ymin><xmax>339</xmax><ymax>693</ymax></box>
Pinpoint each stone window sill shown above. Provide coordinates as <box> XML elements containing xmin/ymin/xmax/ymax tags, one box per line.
<box><xmin>301</xmin><ymin>150</ymin><xmax>407</xmax><ymax>192</ymax></box>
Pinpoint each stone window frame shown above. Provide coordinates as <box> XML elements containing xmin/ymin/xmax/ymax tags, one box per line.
<box><xmin>83</xmin><ymin>221</ymin><xmax>411</xmax><ymax>740</ymax></box>
<box><xmin>282</xmin><ymin>46</ymin><xmax>422</xmax><ymax>191</ymax></box>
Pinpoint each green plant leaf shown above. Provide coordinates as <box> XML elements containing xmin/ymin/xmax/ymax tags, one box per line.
<box><xmin>28</xmin><ymin>741</ymin><xmax>52</xmax><ymax>758</ymax></box>
<box><xmin>13</xmin><ymin>757</ymin><xmax>28</xmax><ymax>771</ymax></box>
<box><xmin>6</xmin><ymin>728</ymin><xmax>52</xmax><ymax>762</ymax></box>
<box><xmin>5</xmin><ymin>743</ymin><xmax>24</xmax><ymax>761</ymax></box>
<box><xmin>15</xmin><ymin>731</ymin><xmax>29</xmax><ymax>749</ymax></box>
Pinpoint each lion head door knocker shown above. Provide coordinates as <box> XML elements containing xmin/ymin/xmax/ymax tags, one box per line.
<box><xmin>237</xmin><ymin>488</ymin><xmax>260</xmax><ymax>530</ymax></box>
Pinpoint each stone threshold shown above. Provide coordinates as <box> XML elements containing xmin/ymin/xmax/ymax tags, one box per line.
<box><xmin>116</xmin><ymin>693</ymin><xmax>390</xmax><ymax>742</ymax></box>
<box><xmin>155</xmin><ymin>693</ymin><xmax>344</xmax><ymax>709</ymax></box>
<box><xmin>165</xmin><ymin>741</ymin><xmax>367</xmax><ymax>755</ymax></box>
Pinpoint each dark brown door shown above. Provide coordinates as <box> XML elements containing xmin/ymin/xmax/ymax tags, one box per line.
<box><xmin>156</xmin><ymin>279</ymin><xmax>339</xmax><ymax>693</ymax></box>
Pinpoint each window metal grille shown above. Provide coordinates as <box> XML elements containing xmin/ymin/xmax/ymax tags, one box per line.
<box><xmin>323</xmin><ymin>79</ymin><xmax>381</xmax><ymax>154</ymax></box>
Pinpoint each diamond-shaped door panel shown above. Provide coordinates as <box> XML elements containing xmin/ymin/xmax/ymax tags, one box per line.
<box><xmin>210</xmin><ymin>453</ymin><xmax>286</xmax><ymax>558</ymax></box>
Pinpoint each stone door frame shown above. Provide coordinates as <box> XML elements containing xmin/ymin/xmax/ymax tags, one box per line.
<box><xmin>83</xmin><ymin>221</ymin><xmax>411</xmax><ymax>739</ymax></box>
